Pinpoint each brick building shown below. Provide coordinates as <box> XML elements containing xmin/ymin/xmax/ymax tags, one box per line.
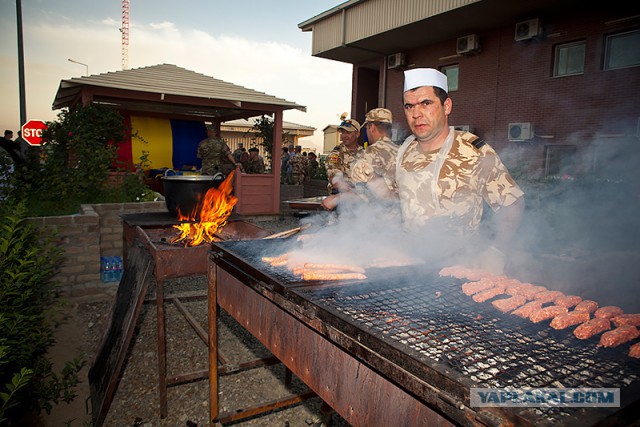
<box><xmin>300</xmin><ymin>0</ymin><xmax>640</xmax><ymax>177</ymax></box>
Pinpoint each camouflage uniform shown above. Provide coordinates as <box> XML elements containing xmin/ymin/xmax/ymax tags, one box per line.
<box><xmin>289</xmin><ymin>153</ymin><xmax>309</xmax><ymax>185</ymax></box>
<box><xmin>350</xmin><ymin>135</ymin><xmax>398</xmax><ymax>188</ymax></box>
<box><xmin>245</xmin><ymin>155</ymin><xmax>265</xmax><ymax>174</ymax></box>
<box><xmin>326</xmin><ymin>144</ymin><xmax>364</xmax><ymax>193</ymax></box>
<box><xmin>197</xmin><ymin>136</ymin><xmax>233</xmax><ymax>176</ymax></box>
<box><xmin>394</xmin><ymin>128</ymin><xmax>524</xmax><ymax>233</ymax></box>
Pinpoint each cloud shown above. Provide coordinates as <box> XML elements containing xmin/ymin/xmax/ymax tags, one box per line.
<box><xmin>1</xmin><ymin>16</ymin><xmax>352</xmax><ymax>152</ymax></box>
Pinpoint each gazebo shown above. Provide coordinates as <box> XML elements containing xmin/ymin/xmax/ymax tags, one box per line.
<box><xmin>52</xmin><ymin>63</ymin><xmax>306</xmax><ymax>215</ymax></box>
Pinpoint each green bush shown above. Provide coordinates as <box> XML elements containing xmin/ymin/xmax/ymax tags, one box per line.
<box><xmin>0</xmin><ymin>202</ymin><xmax>85</xmax><ymax>422</ymax></box>
<box><xmin>9</xmin><ymin>103</ymin><xmax>154</xmax><ymax>216</ymax></box>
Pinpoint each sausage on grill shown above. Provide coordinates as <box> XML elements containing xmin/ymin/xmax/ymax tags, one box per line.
<box><xmin>302</xmin><ymin>272</ymin><xmax>367</xmax><ymax>281</ymax></box>
<box><xmin>574</xmin><ymin>300</ymin><xmax>599</xmax><ymax>314</ymax></box>
<box><xmin>598</xmin><ymin>325</ymin><xmax>640</xmax><ymax>348</ymax></box>
<box><xmin>472</xmin><ymin>286</ymin><xmax>507</xmax><ymax>303</ymax></box>
<box><xmin>462</xmin><ymin>279</ymin><xmax>496</xmax><ymax>296</ymax></box>
<box><xmin>612</xmin><ymin>314</ymin><xmax>640</xmax><ymax>327</ymax></box>
<box><xmin>629</xmin><ymin>342</ymin><xmax>640</xmax><ymax>358</ymax></box>
<box><xmin>511</xmin><ymin>300</ymin><xmax>543</xmax><ymax>318</ymax></box>
<box><xmin>530</xmin><ymin>305</ymin><xmax>568</xmax><ymax>323</ymax></box>
<box><xmin>550</xmin><ymin>310</ymin><xmax>591</xmax><ymax>330</ymax></box>
<box><xmin>594</xmin><ymin>306</ymin><xmax>624</xmax><ymax>319</ymax></box>
<box><xmin>574</xmin><ymin>318</ymin><xmax>611</xmax><ymax>340</ymax></box>
<box><xmin>492</xmin><ymin>295</ymin><xmax>527</xmax><ymax>313</ymax></box>
<box><xmin>555</xmin><ymin>295</ymin><xmax>582</xmax><ymax>308</ymax></box>
<box><xmin>534</xmin><ymin>290</ymin><xmax>565</xmax><ymax>304</ymax></box>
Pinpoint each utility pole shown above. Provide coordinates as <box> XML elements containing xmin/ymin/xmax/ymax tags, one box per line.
<box><xmin>16</xmin><ymin>0</ymin><xmax>27</xmax><ymax>127</ymax></box>
<box><xmin>122</xmin><ymin>0</ymin><xmax>130</xmax><ymax>69</ymax></box>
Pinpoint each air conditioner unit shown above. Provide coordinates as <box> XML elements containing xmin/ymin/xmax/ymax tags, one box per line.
<box><xmin>456</xmin><ymin>34</ymin><xmax>479</xmax><ymax>54</ymax></box>
<box><xmin>508</xmin><ymin>123</ymin><xmax>534</xmax><ymax>141</ymax></box>
<box><xmin>515</xmin><ymin>18</ymin><xmax>541</xmax><ymax>41</ymax></box>
<box><xmin>454</xmin><ymin>125</ymin><xmax>472</xmax><ymax>133</ymax></box>
<box><xmin>387</xmin><ymin>53</ymin><xmax>406</xmax><ymax>69</ymax></box>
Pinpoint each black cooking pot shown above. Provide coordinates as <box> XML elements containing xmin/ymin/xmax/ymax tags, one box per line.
<box><xmin>161</xmin><ymin>174</ymin><xmax>225</xmax><ymax>218</ymax></box>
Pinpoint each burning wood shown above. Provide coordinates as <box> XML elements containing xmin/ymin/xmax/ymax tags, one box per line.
<box><xmin>171</xmin><ymin>171</ymin><xmax>238</xmax><ymax>246</ymax></box>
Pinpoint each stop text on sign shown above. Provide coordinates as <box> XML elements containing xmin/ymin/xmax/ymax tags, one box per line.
<box><xmin>21</xmin><ymin>119</ymin><xmax>48</xmax><ymax>146</ymax></box>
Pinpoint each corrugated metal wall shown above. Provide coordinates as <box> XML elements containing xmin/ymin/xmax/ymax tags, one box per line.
<box><xmin>310</xmin><ymin>0</ymin><xmax>480</xmax><ymax>53</ymax></box>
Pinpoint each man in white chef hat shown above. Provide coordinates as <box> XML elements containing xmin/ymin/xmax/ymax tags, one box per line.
<box><xmin>395</xmin><ymin>68</ymin><xmax>525</xmax><ymax>274</ymax></box>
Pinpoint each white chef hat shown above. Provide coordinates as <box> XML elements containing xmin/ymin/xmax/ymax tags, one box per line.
<box><xmin>403</xmin><ymin>68</ymin><xmax>448</xmax><ymax>93</ymax></box>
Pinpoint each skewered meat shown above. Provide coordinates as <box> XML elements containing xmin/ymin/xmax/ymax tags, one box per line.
<box><xmin>492</xmin><ymin>295</ymin><xmax>527</xmax><ymax>313</ymax></box>
<box><xmin>594</xmin><ymin>306</ymin><xmax>624</xmax><ymax>319</ymax></box>
<box><xmin>511</xmin><ymin>300</ymin><xmax>543</xmax><ymax>318</ymax></box>
<box><xmin>302</xmin><ymin>271</ymin><xmax>367</xmax><ymax>281</ymax></box>
<box><xmin>629</xmin><ymin>342</ymin><xmax>640</xmax><ymax>358</ymax></box>
<box><xmin>520</xmin><ymin>285</ymin><xmax>547</xmax><ymax>300</ymax></box>
<box><xmin>574</xmin><ymin>318</ymin><xmax>611</xmax><ymax>340</ymax></box>
<box><xmin>303</xmin><ymin>263</ymin><xmax>365</xmax><ymax>274</ymax></box>
<box><xmin>612</xmin><ymin>314</ymin><xmax>640</xmax><ymax>327</ymax></box>
<box><xmin>262</xmin><ymin>254</ymin><xmax>287</xmax><ymax>263</ymax></box>
<box><xmin>472</xmin><ymin>286</ymin><xmax>507</xmax><ymax>303</ymax></box>
<box><xmin>598</xmin><ymin>325</ymin><xmax>640</xmax><ymax>348</ymax></box>
<box><xmin>555</xmin><ymin>295</ymin><xmax>582</xmax><ymax>308</ymax></box>
<box><xmin>574</xmin><ymin>300</ymin><xmax>599</xmax><ymax>314</ymax></box>
<box><xmin>550</xmin><ymin>311</ymin><xmax>591</xmax><ymax>330</ymax></box>
<box><xmin>461</xmin><ymin>279</ymin><xmax>496</xmax><ymax>296</ymax></box>
<box><xmin>530</xmin><ymin>305</ymin><xmax>568</xmax><ymax>323</ymax></box>
<box><xmin>534</xmin><ymin>290</ymin><xmax>565</xmax><ymax>304</ymax></box>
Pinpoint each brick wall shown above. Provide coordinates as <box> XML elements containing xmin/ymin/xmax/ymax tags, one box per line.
<box><xmin>28</xmin><ymin>201</ymin><xmax>167</xmax><ymax>297</ymax></box>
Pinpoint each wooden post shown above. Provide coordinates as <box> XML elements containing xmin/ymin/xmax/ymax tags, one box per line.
<box><xmin>207</xmin><ymin>255</ymin><xmax>219</xmax><ymax>425</ymax></box>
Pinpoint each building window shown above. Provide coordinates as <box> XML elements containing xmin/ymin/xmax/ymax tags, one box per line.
<box><xmin>604</xmin><ymin>29</ymin><xmax>640</xmax><ymax>70</ymax></box>
<box><xmin>441</xmin><ymin>65</ymin><xmax>459</xmax><ymax>92</ymax></box>
<box><xmin>553</xmin><ymin>41</ymin><xmax>586</xmax><ymax>77</ymax></box>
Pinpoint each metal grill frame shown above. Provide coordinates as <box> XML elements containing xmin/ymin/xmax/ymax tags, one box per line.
<box><xmin>210</xmin><ymin>239</ymin><xmax>640</xmax><ymax>427</ymax></box>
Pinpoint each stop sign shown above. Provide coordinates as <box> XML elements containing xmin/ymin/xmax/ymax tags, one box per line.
<box><xmin>21</xmin><ymin>119</ymin><xmax>48</xmax><ymax>146</ymax></box>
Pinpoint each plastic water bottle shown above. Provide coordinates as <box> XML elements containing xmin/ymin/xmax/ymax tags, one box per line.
<box><xmin>113</xmin><ymin>256</ymin><xmax>123</xmax><ymax>282</ymax></box>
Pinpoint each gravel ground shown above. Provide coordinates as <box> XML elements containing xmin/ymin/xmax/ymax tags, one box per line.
<box><xmin>47</xmin><ymin>214</ymin><xmax>351</xmax><ymax>427</ymax></box>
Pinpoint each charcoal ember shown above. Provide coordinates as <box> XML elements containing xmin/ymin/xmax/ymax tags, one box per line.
<box><xmin>529</xmin><ymin>305</ymin><xmax>568</xmax><ymax>323</ymax></box>
<box><xmin>598</xmin><ymin>325</ymin><xmax>640</xmax><ymax>348</ymax></box>
<box><xmin>594</xmin><ymin>306</ymin><xmax>624</xmax><ymax>319</ymax></box>
<box><xmin>574</xmin><ymin>318</ymin><xmax>612</xmax><ymax>340</ymax></box>
<box><xmin>550</xmin><ymin>310</ymin><xmax>590</xmax><ymax>330</ymax></box>
<box><xmin>574</xmin><ymin>300</ymin><xmax>599</xmax><ymax>314</ymax></box>
<box><xmin>554</xmin><ymin>295</ymin><xmax>582</xmax><ymax>308</ymax></box>
<box><xmin>612</xmin><ymin>314</ymin><xmax>640</xmax><ymax>327</ymax></box>
<box><xmin>491</xmin><ymin>295</ymin><xmax>527</xmax><ymax>313</ymax></box>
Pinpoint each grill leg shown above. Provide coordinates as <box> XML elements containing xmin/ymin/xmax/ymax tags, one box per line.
<box><xmin>156</xmin><ymin>276</ymin><xmax>168</xmax><ymax>418</ymax></box>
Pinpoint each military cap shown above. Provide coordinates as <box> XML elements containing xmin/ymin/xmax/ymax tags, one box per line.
<box><xmin>364</xmin><ymin>108</ymin><xmax>393</xmax><ymax>124</ymax></box>
<box><xmin>338</xmin><ymin>118</ymin><xmax>361</xmax><ymax>133</ymax></box>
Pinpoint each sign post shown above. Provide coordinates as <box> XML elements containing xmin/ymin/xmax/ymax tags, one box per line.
<box><xmin>21</xmin><ymin>119</ymin><xmax>47</xmax><ymax>146</ymax></box>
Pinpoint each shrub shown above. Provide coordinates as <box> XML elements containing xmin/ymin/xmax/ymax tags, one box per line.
<box><xmin>0</xmin><ymin>202</ymin><xmax>85</xmax><ymax>422</ymax></box>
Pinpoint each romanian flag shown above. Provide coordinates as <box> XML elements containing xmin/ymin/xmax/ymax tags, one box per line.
<box><xmin>116</xmin><ymin>115</ymin><xmax>207</xmax><ymax>171</ymax></box>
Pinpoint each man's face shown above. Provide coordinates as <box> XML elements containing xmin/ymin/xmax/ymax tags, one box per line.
<box><xmin>339</xmin><ymin>129</ymin><xmax>359</xmax><ymax>148</ymax></box>
<box><xmin>403</xmin><ymin>86</ymin><xmax>451</xmax><ymax>143</ymax></box>
<box><xmin>249</xmin><ymin>151</ymin><xmax>258</xmax><ymax>159</ymax></box>
<box><xmin>4</xmin><ymin>132</ymin><xmax>13</xmax><ymax>140</ymax></box>
<box><xmin>365</xmin><ymin>122</ymin><xmax>382</xmax><ymax>144</ymax></box>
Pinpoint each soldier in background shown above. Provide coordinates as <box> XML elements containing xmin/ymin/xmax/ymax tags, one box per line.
<box><xmin>197</xmin><ymin>124</ymin><xmax>239</xmax><ymax>176</ymax></box>
<box><xmin>325</xmin><ymin>118</ymin><xmax>363</xmax><ymax>195</ymax></box>
<box><xmin>307</xmin><ymin>152</ymin><xmax>319</xmax><ymax>179</ymax></box>
<box><xmin>350</xmin><ymin>108</ymin><xmax>398</xmax><ymax>198</ymax></box>
<box><xmin>289</xmin><ymin>145</ymin><xmax>309</xmax><ymax>185</ymax></box>
<box><xmin>232</xmin><ymin>142</ymin><xmax>244</xmax><ymax>162</ymax></box>
<box><xmin>245</xmin><ymin>147</ymin><xmax>265</xmax><ymax>174</ymax></box>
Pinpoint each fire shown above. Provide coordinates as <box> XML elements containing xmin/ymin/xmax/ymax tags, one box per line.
<box><xmin>171</xmin><ymin>171</ymin><xmax>238</xmax><ymax>246</ymax></box>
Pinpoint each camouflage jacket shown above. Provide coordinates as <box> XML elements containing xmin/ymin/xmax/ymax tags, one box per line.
<box><xmin>394</xmin><ymin>129</ymin><xmax>524</xmax><ymax>232</ymax></box>
<box><xmin>245</xmin><ymin>156</ymin><xmax>265</xmax><ymax>174</ymax></box>
<box><xmin>197</xmin><ymin>137</ymin><xmax>232</xmax><ymax>175</ymax></box>
<box><xmin>289</xmin><ymin>153</ymin><xmax>309</xmax><ymax>176</ymax></box>
<box><xmin>326</xmin><ymin>144</ymin><xmax>364</xmax><ymax>191</ymax></box>
<box><xmin>350</xmin><ymin>136</ymin><xmax>398</xmax><ymax>187</ymax></box>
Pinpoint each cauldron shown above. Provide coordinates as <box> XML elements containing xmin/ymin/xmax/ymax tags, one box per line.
<box><xmin>161</xmin><ymin>174</ymin><xmax>224</xmax><ymax>218</ymax></box>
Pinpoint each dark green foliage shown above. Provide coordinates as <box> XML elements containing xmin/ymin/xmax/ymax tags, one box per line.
<box><xmin>0</xmin><ymin>202</ymin><xmax>85</xmax><ymax>422</ymax></box>
<box><xmin>250</xmin><ymin>115</ymin><xmax>292</xmax><ymax>171</ymax></box>
<box><xmin>9</xmin><ymin>103</ymin><xmax>154</xmax><ymax>216</ymax></box>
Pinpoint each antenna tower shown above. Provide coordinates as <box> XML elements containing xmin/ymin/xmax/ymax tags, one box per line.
<box><xmin>121</xmin><ymin>0</ymin><xmax>130</xmax><ymax>69</ymax></box>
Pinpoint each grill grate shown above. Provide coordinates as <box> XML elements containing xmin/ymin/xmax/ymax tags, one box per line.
<box><xmin>214</xmin><ymin>239</ymin><xmax>640</xmax><ymax>425</ymax></box>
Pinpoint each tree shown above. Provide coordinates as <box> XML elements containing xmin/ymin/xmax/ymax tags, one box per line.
<box><xmin>251</xmin><ymin>115</ymin><xmax>291</xmax><ymax>172</ymax></box>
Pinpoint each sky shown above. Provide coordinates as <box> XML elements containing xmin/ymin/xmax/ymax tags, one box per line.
<box><xmin>0</xmin><ymin>0</ymin><xmax>352</xmax><ymax>151</ymax></box>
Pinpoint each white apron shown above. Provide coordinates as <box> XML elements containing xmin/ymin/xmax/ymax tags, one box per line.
<box><xmin>395</xmin><ymin>127</ymin><xmax>455</xmax><ymax>228</ymax></box>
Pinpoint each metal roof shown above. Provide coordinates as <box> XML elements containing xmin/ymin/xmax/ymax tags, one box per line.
<box><xmin>222</xmin><ymin>117</ymin><xmax>315</xmax><ymax>133</ymax></box>
<box><xmin>52</xmin><ymin>64</ymin><xmax>306</xmax><ymax>115</ymax></box>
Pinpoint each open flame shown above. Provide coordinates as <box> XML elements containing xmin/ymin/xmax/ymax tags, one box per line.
<box><xmin>171</xmin><ymin>170</ymin><xmax>238</xmax><ymax>246</ymax></box>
